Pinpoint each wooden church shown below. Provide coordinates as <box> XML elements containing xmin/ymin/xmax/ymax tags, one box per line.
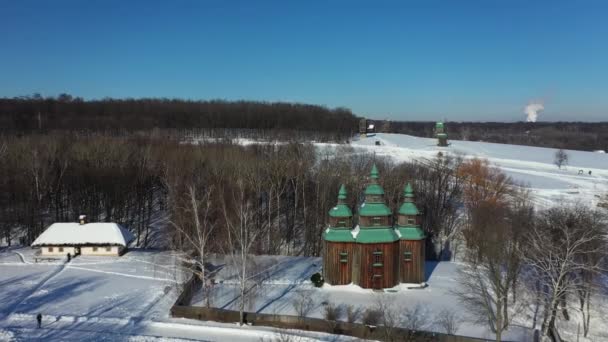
<box><xmin>323</xmin><ymin>165</ymin><xmax>426</xmax><ymax>289</ymax></box>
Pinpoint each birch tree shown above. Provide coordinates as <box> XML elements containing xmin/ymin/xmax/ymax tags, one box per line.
<box><xmin>523</xmin><ymin>206</ymin><xmax>607</xmax><ymax>338</ymax></box>
<box><xmin>169</xmin><ymin>185</ymin><xmax>217</xmax><ymax>307</ymax></box>
<box><xmin>222</xmin><ymin>177</ymin><xmax>262</xmax><ymax>325</ymax></box>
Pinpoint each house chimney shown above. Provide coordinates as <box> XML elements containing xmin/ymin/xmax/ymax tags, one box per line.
<box><xmin>79</xmin><ymin>215</ymin><xmax>87</xmax><ymax>225</ymax></box>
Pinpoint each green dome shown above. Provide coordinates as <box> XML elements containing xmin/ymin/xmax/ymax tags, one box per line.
<box><xmin>329</xmin><ymin>204</ymin><xmax>353</xmax><ymax>218</ymax></box>
<box><xmin>398</xmin><ymin>202</ymin><xmax>419</xmax><ymax>216</ymax></box>
<box><xmin>364</xmin><ymin>183</ymin><xmax>385</xmax><ymax>196</ymax></box>
<box><xmin>359</xmin><ymin>202</ymin><xmax>392</xmax><ymax>217</ymax></box>
<box><xmin>338</xmin><ymin>184</ymin><xmax>347</xmax><ymax>200</ymax></box>
<box><xmin>436</xmin><ymin>122</ymin><xmax>444</xmax><ymax>128</ymax></box>
<box><xmin>403</xmin><ymin>183</ymin><xmax>414</xmax><ymax>198</ymax></box>
<box><xmin>370</xmin><ymin>164</ymin><xmax>379</xmax><ymax>179</ymax></box>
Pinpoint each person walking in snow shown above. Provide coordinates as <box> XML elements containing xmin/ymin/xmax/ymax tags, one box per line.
<box><xmin>36</xmin><ymin>313</ymin><xmax>42</xmax><ymax>328</ymax></box>
<box><xmin>67</xmin><ymin>252</ymin><xmax>71</xmax><ymax>262</ymax></box>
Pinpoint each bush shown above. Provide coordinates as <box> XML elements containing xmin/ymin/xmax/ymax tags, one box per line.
<box><xmin>362</xmin><ymin>308</ymin><xmax>382</xmax><ymax>326</ymax></box>
<box><xmin>310</xmin><ymin>273</ymin><xmax>324</xmax><ymax>287</ymax></box>
<box><xmin>323</xmin><ymin>302</ymin><xmax>344</xmax><ymax>322</ymax></box>
<box><xmin>292</xmin><ymin>290</ymin><xmax>315</xmax><ymax>318</ymax></box>
<box><xmin>346</xmin><ymin>305</ymin><xmax>361</xmax><ymax>323</ymax></box>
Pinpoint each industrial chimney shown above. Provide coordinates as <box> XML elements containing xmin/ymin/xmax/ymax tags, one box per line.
<box><xmin>79</xmin><ymin>215</ymin><xmax>87</xmax><ymax>225</ymax></box>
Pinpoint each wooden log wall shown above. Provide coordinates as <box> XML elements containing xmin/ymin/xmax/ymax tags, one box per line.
<box><xmin>399</xmin><ymin>240</ymin><xmax>425</xmax><ymax>283</ymax></box>
<box><xmin>358</xmin><ymin>243</ymin><xmax>398</xmax><ymax>289</ymax></box>
<box><xmin>324</xmin><ymin>242</ymin><xmax>356</xmax><ymax>285</ymax></box>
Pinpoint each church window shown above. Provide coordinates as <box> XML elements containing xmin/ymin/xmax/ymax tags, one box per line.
<box><xmin>407</xmin><ymin>218</ymin><xmax>415</xmax><ymax>225</ymax></box>
<box><xmin>372</xmin><ymin>217</ymin><xmax>382</xmax><ymax>226</ymax></box>
<box><xmin>373</xmin><ymin>250</ymin><xmax>383</xmax><ymax>266</ymax></box>
<box><xmin>404</xmin><ymin>251</ymin><xmax>412</xmax><ymax>261</ymax></box>
<box><xmin>340</xmin><ymin>251</ymin><xmax>348</xmax><ymax>263</ymax></box>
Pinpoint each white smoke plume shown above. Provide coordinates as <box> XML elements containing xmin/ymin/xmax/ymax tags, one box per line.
<box><xmin>524</xmin><ymin>101</ymin><xmax>544</xmax><ymax>122</ymax></box>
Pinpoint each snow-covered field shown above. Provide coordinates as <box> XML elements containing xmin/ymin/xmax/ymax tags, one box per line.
<box><xmin>0</xmin><ymin>248</ymin><xmax>356</xmax><ymax>341</ymax></box>
<box><xmin>343</xmin><ymin>133</ymin><xmax>608</xmax><ymax>209</ymax></box>
<box><xmin>191</xmin><ymin>255</ymin><xmax>534</xmax><ymax>341</ymax></box>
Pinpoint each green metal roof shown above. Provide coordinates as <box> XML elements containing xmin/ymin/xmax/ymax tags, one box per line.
<box><xmin>329</xmin><ymin>204</ymin><xmax>353</xmax><ymax>218</ymax></box>
<box><xmin>364</xmin><ymin>183</ymin><xmax>385</xmax><ymax>196</ymax></box>
<box><xmin>355</xmin><ymin>228</ymin><xmax>400</xmax><ymax>243</ymax></box>
<box><xmin>370</xmin><ymin>164</ymin><xmax>379</xmax><ymax>179</ymax></box>
<box><xmin>398</xmin><ymin>202</ymin><xmax>419</xmax><ymax>216</ymax></box>
<box><xmin>338</xmin><ymin>184</ymin><xmax>347</xmax><ymax>200</ymax></box>
<box><xmin>436</xmin><ymin>133</ymin><xmax>448</xmax><ymax>138</ymax></box>
<box><xmin>359</xmin><ymin>202</ymin><xmax>392</xmax><ymax>217</ymax></box>
<box><xmin>436</xmin><ymin>122</ymin><xmax>444</xmax><ymax>128</ymax></box>
<box><xmin>324</xmin><ymin>228</ymin><xmax>356</xmax><ymax>242</ymax></box>
<box><xmin>396</xmin><ymin>226</ymin><xmax>425</xmax><ymax>240</ymax></box>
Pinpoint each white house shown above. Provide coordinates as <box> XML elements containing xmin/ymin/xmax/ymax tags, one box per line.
<box><xmin>31</xmin><ymin>217</ymin><xmax>135</xmax><ymax>256</ymax></box>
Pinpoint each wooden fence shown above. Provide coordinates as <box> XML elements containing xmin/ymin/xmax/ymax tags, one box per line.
<box><xmin>170</xmin><ymin>276</ymin><xmax>495</xmax><ymax>342</ymax></box>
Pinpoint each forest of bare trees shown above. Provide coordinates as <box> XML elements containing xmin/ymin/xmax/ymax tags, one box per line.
<box><xmin>0</xmin><ymin>95</ymin><xmax>358</xmax><ymax>142</ymax></box>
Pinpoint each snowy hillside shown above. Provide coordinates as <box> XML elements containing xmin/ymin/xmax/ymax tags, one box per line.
<box><xmin>346</xmin><ymin>133</ymin><xmax>608</xmax><ymax>208</ymax></box>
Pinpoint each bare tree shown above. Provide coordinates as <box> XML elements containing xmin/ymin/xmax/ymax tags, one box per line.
<box><xmin>323</xmin><ymin>302</ymin><xmax>344</xmax><ymax>332</ymax></box>
<box><xmin>374</xmin><ymin>295</ymin><xmax>402</xmax><ymax>341</ymax></box>
<box><xmin>554</xmin><ymin>149</ymin><xmax>568</xmax><ymax>169</ymax></box>
<box><xmin>169</xmin><ymin>185</ymin><xmax>217</xmax><ymax>307</ymax></box>
<box><xmin>402</xmin><ymin>303</ymin><xmax>431</xmax><ymax>332</ymax></box>
<box><xmin>292</xmin><ymin>290</ymin><xmax>315</xmax><ymax>318</ymax></box>
<box><xmin>522</xmin><ymin>206</ymin><xmax>607</xmax><ymax>338</ymax></box>
<box><xmin>435</xmin><ymin>308</ymin><xmax>462</xmax><ymax>335</ymax></box>
<box><xmin>222</xmin><ymin>177</ymin><xmax>262</xmax><ymax>325</ymax></box>
<box><xmin>454</xmin><ymin>159</ymin><xmax>529</xmax><ymax>342</ymax></box>
<box><xmin>346</xmin><ymin>304</ymin><xmax>362</xmax><ymax>323</ymax></box>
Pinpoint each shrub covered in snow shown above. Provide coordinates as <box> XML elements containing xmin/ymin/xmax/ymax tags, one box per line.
<box><xmin>310</xmin><ymin>273</ymin><xmax>324</xmax><ymax>287</ymax></box>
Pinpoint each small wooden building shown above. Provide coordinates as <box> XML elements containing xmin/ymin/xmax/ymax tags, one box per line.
<box><xmin>323</xmin><ymin>165</ymin><xmax>425</xmax><ymax>289</ymax></box>
<box><xmin>31</xmin><ymin>217</ymin><xmax>134</xmax><ymax>256</ymax></box>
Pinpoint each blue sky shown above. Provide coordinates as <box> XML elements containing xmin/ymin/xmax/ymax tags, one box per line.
<box><xmin>1</xmin><ymin>1</ymin><xmax>607</xmax><ymax>121</ymax></box>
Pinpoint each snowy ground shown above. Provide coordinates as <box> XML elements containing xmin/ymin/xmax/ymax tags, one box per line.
<box><xmin>333</xmin><ymin>133</ymin><xmax>608</xmax><ymax>209</ymax></box>
<box><xmin>0</xmin><ymin>248</ymin><xmax>357</xmax><ymax>342</ymax></box>
<box><xmin>191</xmin><ymin>255</ymin><xmax>534</xmax><ymax>342</ymax></box>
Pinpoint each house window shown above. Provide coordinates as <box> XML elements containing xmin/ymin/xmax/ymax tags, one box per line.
<box><xmin>58</xmin><ymin>247</ymin><xmax>64</xmax><ymax>252</ymax></box>
<box><xmin>93</xmin><ymin>247</ymin><xmax>98</xmax><ymax>252</ymax></box>
<box><xmin>372</xmin><ymin>217</ymin><xmax>382</xmax><ymax>226</ymax></box>
<box><xmin>339</xmin><ymin>251</ymin><xmax>348</xmax><ymax>263</ymax></box>
<box><xmin>404</xmin><ymin>251</ymin><xmax>412</xmax><ymax>261</ymax></box>
<box><xmin>48</xmin><ymin>247</ymin><xmax>54</xmax><ymax>252</ymax></box>
<box><xmin>106</xmin><ymin>247</ymin><xmax>112</xmax><ymax>252</ymax></box>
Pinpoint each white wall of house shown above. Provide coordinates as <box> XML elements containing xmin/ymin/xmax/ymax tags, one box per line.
<box><xmin>39</xmin><ymin>245</ymin><xmax>125</xmax><ymax>256</ymax></box>
<box><xmin>80</xmin><ymin>246</ymin><xmax>123</xmax><ymax>256</ymax></box>
<box><xmin>41</xmin><ymin>246</ymin><xmax>76</xmax><ymax>256</ymax></box>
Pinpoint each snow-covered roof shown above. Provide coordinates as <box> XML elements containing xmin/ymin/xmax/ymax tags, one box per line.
<box><xmin>31</xmin><ymin>222</ymin><xmax>135</xmax><ymax>247</ymax></box>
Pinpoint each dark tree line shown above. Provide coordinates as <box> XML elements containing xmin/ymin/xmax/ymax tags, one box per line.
<box><xmin>0</xmin><ymin>94</ymin><xmax>358</xmax><ymax>142</ymax></box>
<box><xmin>378</xmin><ymin>120</ymin><xmax>608</xmax><ymax>152</ymax></box>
